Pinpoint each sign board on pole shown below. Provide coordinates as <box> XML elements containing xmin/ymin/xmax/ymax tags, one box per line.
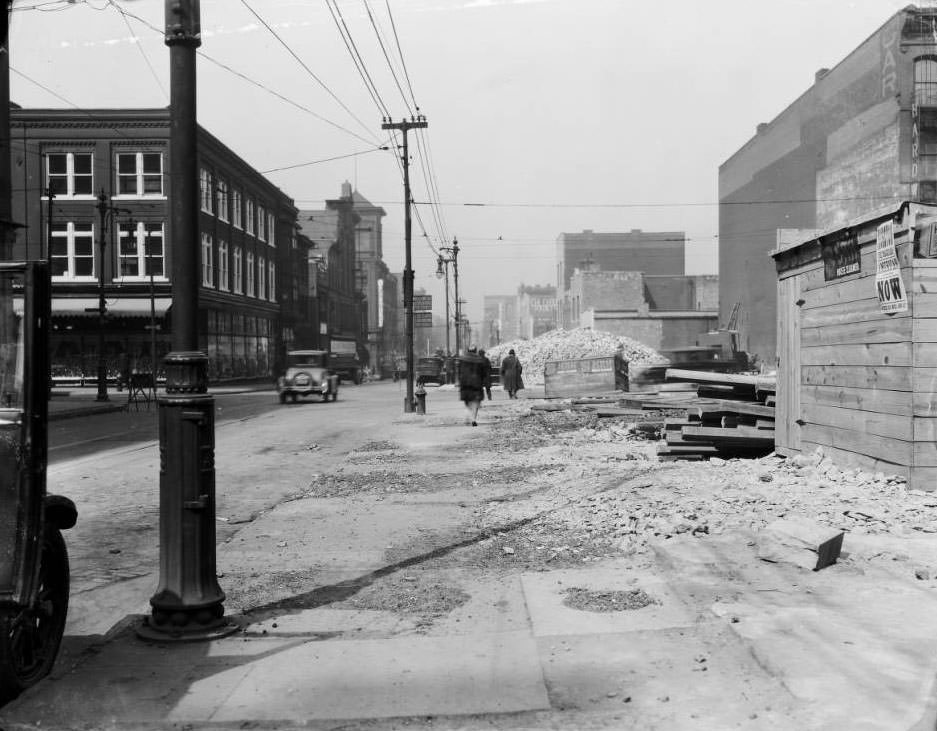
<box><xmin>875</xmin><ymin>220</ymin><xmax>908</xmax><ymax>313</ymax></box>
<box><xmin>413</xmin><ymin>311</ymin><xmax>434</xmax><ymax>328</ymax></box>
<box><xmin>412</xmin><ymin>294</ymin><xmax>432</xmax><ymax>312</ymax></box>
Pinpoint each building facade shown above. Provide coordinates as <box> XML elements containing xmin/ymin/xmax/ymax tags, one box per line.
<box><xmin>517</xmin><ymin>284</ymin><xmax>557</xmax><ymax>339</ymax></box>
<box><xmin>555</xmin><ymin>229</ymin><xmax>685</xmax><ymax>328</ymax></box>
<box><xmin>719</xmin><ymin>5</ymin><xmax>937</xmax><ymax>362</ymax></box>
<box><xmin>9</xmin><ymin>107</ymin><xmax>299</xmax><ymax>382</ymax></box>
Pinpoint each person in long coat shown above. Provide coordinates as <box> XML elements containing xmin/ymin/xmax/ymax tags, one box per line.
<box><xmin>499</xmin><ymin>348</ymin><xmax>524</xmax><ymax>399</ymax></box>
<box><xmin>478</xmin><ymin>348</ymin><xmax>493</xmax><ymax>400</ymax></box>
<box><xmin>458</xmin><ymin>347</ymin><xmax>486</xmax><ymax>425</ymax></box>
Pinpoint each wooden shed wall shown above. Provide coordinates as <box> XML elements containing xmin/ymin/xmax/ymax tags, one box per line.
<box><xmin>780</xmin><ymin>222</ymin><xmax>916</xmax><ymax>478</ymax></box>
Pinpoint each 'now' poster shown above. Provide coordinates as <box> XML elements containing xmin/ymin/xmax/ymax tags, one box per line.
<box><xmin>876</xmin><ymin>220</ymin><xmax>908</xmax><ymax>313</ymax></box>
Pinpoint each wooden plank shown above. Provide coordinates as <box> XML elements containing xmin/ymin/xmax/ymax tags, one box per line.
<box><xmin>802</xmin><ymin>384</ymin><xmax>911</xmax><ymax>416</ymax></box>
<box><xmin>914</xmin><ymin>318</ymin><xmax>937</xmax><ymax>343</ymax></box>
<box><xmin>801</xmin><ymin>317</ymin><xmax>912</xmax><ymax>346</ymax></box>
<box><xmin>913</xmin><ymin>441</ymin><xmax>937</xmax><ymax>467</ymax></box>
<box><xmin>801</xmin><ymin>296</ymin><xmax>912</xmax><ymax>326</ymax></box>
<box><xmin>801</xmin><ymin>423</ymin><xmax>911</xmax><ymax>465</ymax></box>
<box><xmin>914</xmin><ymin>416</ymin><xmax>937</xmax><ymax>442</ymax></box>
<box><xmin>910</xmin><ymin>293</ymin><xmax>937</xmax><ymax>317</ymax></box>
<box><xmin>913</xmin><ymin>342</ymin><xmax>937</xmax><ymax>365</ymax></box>
<box><xmin>755</xmin><ymin>419</ymin><xmax>775</xmax><ymax>430</ymax></box>
<box><xmin>909</xmin><ymin>467</ymin><xmax>937</xmax><ymax>492</ymax></box>
<box><xmin>664</xmin><ymin>369</ymin><xmax>776</xmax><ymax>390</ymax></box>
<box><xmin>913</xmin><ymin>390</ymin><xmax>937</xmax><ymax>417</ymax></box>
<box><xmin>657</xmin><ymin>444</ymin><xmax>719</xmax><ymax>455</ymax></box>
<box><xmin>801</xmin><ymin>342</ymin><xmax>912</xmax><ymax>367</ymax></box>
<box><xmin>801</xmin><ymin>364</ymin><xmax>911</xmax><ymax>391</ymax></box>
<box><xmin>681</xmin><ymin>425</ymin><xmax>775</xmax><ymax>443</ymax></box>
<box><xmin>693</xmin><ymin>398</ymin><xmax>776</xmax><ymax>418</ymax></box>
<box><xmin>801</xmin><ymin>402</ymin><xmax>912</xmax><ymax>441</ymax></box>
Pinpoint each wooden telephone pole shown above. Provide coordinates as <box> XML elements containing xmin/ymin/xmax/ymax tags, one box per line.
<box><xmin>381</xmin><ymin>116</ymin><xmax>427</xmax><ymax>413</ymax></box>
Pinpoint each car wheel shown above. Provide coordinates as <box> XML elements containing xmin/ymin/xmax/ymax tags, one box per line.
<box><xmin>0</xmin><ymin>527</ymin><xmax>69</xmax><ymax>705</ymax></box>
<box><xmin>290</xmin><ymin>393</ymin><xmax>298</xmax><ymax>403</ymax></box>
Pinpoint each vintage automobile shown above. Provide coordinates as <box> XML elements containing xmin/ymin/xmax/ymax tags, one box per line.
<box><xmin>277</xmin><ymin>350</ymin><xmax>340</xmax><ymax>403</ymax></box>
<box><xmin>415</xmin><ymin>356</ymin><xmax>445</xmax><ymax>386</ymax></box>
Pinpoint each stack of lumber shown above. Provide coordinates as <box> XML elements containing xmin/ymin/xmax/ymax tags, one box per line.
<box><xmin>650</xmin><ymin>369</ymin><xmax>777</xmax><ymax>461</ymax></box>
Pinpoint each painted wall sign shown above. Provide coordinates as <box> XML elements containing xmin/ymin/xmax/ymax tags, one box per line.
<box><xmin>822</xmin><ymin>231</ymin><xmax>861</xmax><ymax>280</ymax></box>
<box><xmin>875</xmin><ymin>220</ymin><xmax>908</xmax><ymax>313</ymax></box>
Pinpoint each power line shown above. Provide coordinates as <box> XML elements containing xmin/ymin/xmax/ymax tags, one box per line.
<box><xmin>384</xmin><ymin>0</ymin><xmax>419</xmax><ymax>111</ymax></box>
<box><xmin>110</xmin><ymin>0</ymin><xmax>168</xmax><ymax>102</ymax></box>
<box><xmin>362</xmin><ymin>0</ymin><xmax>411</xmax><ymax>115</ymax></box>
<box><xmin>239</xmin><ymin>0</ymin><xmax>380</xmax><ymax>145</ymax></box>
<box><xmin>260</xmin><ymin>146</ymin><xmax>388</xmax><ymax>174</ymax></box>
<box><xmin>103</xmin><ymin>2</ymin><xmax>382</xmax><ymax>148</ymax></box>
<box><xmin>325</xmin><ymin>0</ymin><xmax>389</xmax><ymax>119</ymax></box>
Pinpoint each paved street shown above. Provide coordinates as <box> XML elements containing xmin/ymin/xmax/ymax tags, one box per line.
<box><xmin>1</xmin><ymin>383</ymin><xmax>936</xmax><ymax>730</ymax></box>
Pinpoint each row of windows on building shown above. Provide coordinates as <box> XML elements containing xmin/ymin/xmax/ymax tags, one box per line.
<box><xmin>201</xmin><ymin>233</ymin><xmax>276</xmax><ymax>302</ymax></box>
<box><xmin>51</xmin><ymin>220</ymin><xmax>276</xmax><ymax>303</ymax></box>
<box><xmin>46</xmin><ymin>151</ymin><xmax>163</xmax><ymax>198</ymax></box>
<box><xmin>44</xmin><ymin>152</ymin><xmax>282</xmax><ymax>248</ymax></box>
<box><xmin>199</xmin><ymin>167</ymin><xmax>279</xmax><ymax>245</ymax></box>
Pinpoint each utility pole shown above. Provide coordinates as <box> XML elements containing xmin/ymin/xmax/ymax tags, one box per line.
<box><xmin>139</xmin><ymin>0</ymin><xmax>234</xmax><ymax>642</ymax></box>
<box><xmin>452</xmin><ymin>238</ymin><xmax>461</xmax><ymax>355</ymax></box>
<box><xmin>381</xmin><ymin>115</ymin><xmax>427</xmax><ymax>413</ymax></box>
<box><xmin>435</xmin><ymin>255</ymin><xmax>450</xmax><ymax>355</ymax></box>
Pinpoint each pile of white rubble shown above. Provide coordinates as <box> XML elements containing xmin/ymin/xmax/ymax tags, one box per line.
<box><xmin>484</xmin><ymin>328</ymin><xmax>667</xmax><ymax>386</ymax></box>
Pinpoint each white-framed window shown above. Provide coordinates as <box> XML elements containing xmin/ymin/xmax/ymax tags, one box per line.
<box><xmin>46</xmin><ymin>152</ymin><xmax>93</xmax><ymax>198</ymax></box>
<box><xmin>268</xmin><ymin>260</ymin><xmax>276</xmax><ymax>302</ymax></box>
<box><xmin>267</xmin><ymin>212</ymin><xmax>276</xmax><ymax>247</ymax></box>
<box><xmin>199</xmin><ymin>167</ymin><xmax>213</xmax><ymax>213</ymax></box>
<box><xmin>233</xmin><ymin>246</ymin><xmax>243</xmax><ymax>294</ymax></box>
<box><xmin>257</xmin><ymin>254</ymin><xmax>266</xmax><ymax>299</ymax></box>
<box><xmin>246</xmin><ymin>251</ymin><xmax>255</xmax><ymax>296</ymax></box>
<box><xmin>246</xmin><ymin>199</ymin><xmax>255</xmax><ymax>236</ymax></box>
<box><xmin>218</xmin><ymin>238</ymin><xmax>229</xmax><ymax>291</ymax></box>
<box><xmin>201</xmin><ymin>233</ymin><xmax>214</xmax><ymax>287</ymax></box>
<box><xmin>117</xmin><ymin>221</ymin><xmax>165</xmax><ymax>279</ymax></box>
<box><xmin>232</xmin><ymin>187</ymin><xmax>243</xmax><ymax>229</ymax></box>
<box><xmin>116</xmin><ymin>152</ymin><xmax>163</xmax><ymax>197</ymax></box>
<box><xmin>216</xmin><ymin>177</ymin><xmax>229</xmax><ymax>222</ymax></box>
<box><xmin>257</xmin><ymin>204</ymin><xmax>266</xmax><ymax>242</ymax></box>
<box><xmin>50</xmin><ymin>222</ymin><xmax>96</xmax><ymax>280</ymax></box>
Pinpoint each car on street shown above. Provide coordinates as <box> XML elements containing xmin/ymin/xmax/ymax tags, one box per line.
<box><xmin>416</xmin><ymin>356</ymin><xmax>444</xmax><ymax>386</ymax></box>
<box><xmin>277</xmin><ymin>350</ymin><xmax>340</xmax><ymax>404</ymax></box>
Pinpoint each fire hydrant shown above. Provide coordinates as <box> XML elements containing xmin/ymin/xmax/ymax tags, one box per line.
<box><xmin>414</xmin><ymin>384</ymin><xmax>427</xmax><ymax>414</ymax></box>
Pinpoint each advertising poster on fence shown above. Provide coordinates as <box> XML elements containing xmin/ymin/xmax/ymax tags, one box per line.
<box><xmin>875</xmin><ymin>220</ymin><xmax>908</xmax><ymax>313</ymax></box>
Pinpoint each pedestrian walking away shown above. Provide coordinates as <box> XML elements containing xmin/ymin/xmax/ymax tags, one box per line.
<box><xmin>499</xmin><ymin>348</ymin><xmax>524</xmax><ymax>399</ymax></box>
<box><xmin>458</xmin><ymin>346</ymin><xmax>486</xmax><ymax>425</ymax></box>
<box><xmin>478</xmin><ymin>348</ymin><xmax>493</xmax><ymax>400</ymax></box>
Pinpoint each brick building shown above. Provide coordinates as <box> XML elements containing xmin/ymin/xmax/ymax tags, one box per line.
<box><xmin>9</xmin><ymin>107</ymin><xmax>299</xmax><ymax>381</ymax></box>
<box><xmin>719</xmin><ymin>5</ymin><xmax>937</xmax><ymax>362</ymax></box>
<box><xmin>555</xmin><ymin>229</ymin><xmax>685</xmax><ymax>328</ymax></box>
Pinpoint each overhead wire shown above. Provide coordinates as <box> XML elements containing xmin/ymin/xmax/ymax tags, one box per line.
<box><xmin>384</xmin><ymin>0</ymin><xmax>419</xmax><ymax>111</ymax></box>
<box><xmin>362</xmin><ymin>0</ymin><xmax>411</xmax><ymax>115</ymax></box>
<box><xmin>325</xmin><ymin>0</ymin><xmax>390</xmax><ymax>119</ymax></box>
<box><xmin>108</xmin><ymin>0</ymin><xmax>168</xmax><ymax>102</ymax></box>
<box><xmin>238</xmin><ymin>0</ymin><xmax>380</xmax><ymax>145</ymax></box>
<box><xmin>105</xmin><ymin>1</ymin><xmax>381</xmax><ymax>148</ymax></box>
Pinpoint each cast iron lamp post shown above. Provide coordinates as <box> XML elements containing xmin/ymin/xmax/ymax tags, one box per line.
<box><xmin>94</xmin><ymin>190</ymin><xmax>131</xmax><ymax>402</ymax></box>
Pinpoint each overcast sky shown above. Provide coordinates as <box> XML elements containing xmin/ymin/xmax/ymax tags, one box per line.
<box><xmin>6</xmin><ymin>0</ymin><xmax>920</xmax><ymax>327</ymax></box>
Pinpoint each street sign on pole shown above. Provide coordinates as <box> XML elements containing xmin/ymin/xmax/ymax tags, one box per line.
<box><xmin>414</xmin><ymin>311</ymin><xmax>433</xmax><ymax>328</ymax></box>
<box><xmin>412</xmin><ymin>294</ymin><xmax>432</xmax><ymax>312</ymax></box>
